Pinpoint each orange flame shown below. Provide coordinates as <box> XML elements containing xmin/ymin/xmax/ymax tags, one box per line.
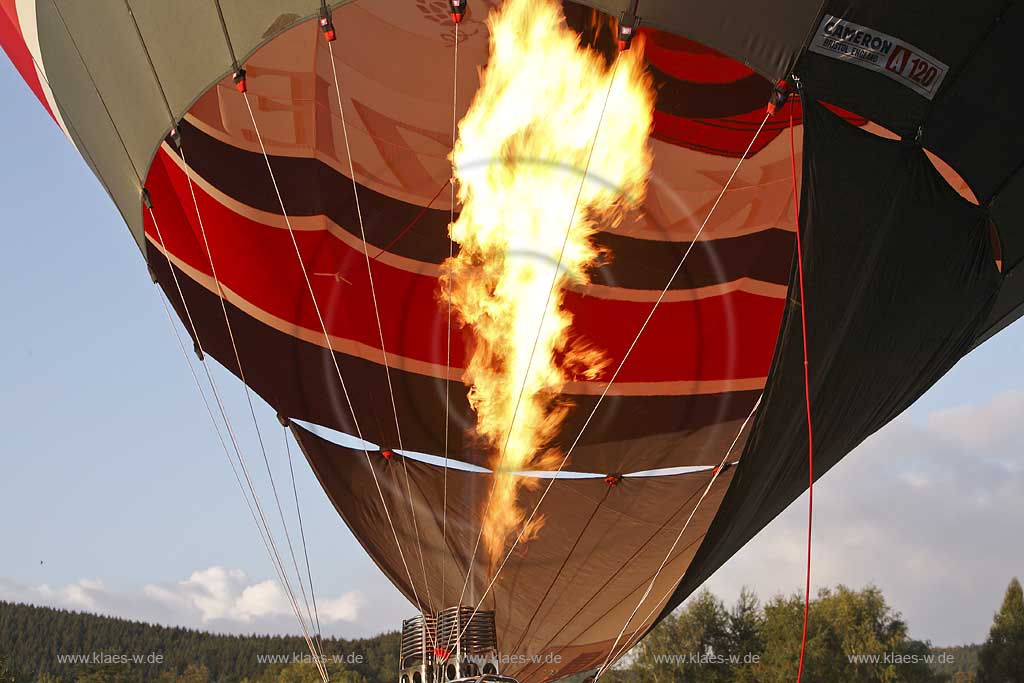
<box><xmin>443</xmin><ymin>0</ymin><xmax>655</xmax><ymax>566</ymax></box>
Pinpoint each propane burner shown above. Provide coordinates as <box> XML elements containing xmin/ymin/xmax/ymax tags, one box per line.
<box><xmin>399</xmin><ymin>607</ymin><xmax>515</xmax><ymax>683</ymax></box>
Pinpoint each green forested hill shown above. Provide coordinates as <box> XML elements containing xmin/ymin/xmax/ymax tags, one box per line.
<box><xmin>0</xmin><ymin>587</ymin><xmax>993</xmax><ymax>683</ymax></box>
<box><xmin>0</xmin><ymin>600</ymin><xmax>398</xmax><ymax>682</ymax></box>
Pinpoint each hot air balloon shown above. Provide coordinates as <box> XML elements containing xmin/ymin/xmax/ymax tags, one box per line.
<box><xmin>1</xmin><ymin>0</ymin><xmax>1019</xmax><ymax>681</ymax></box>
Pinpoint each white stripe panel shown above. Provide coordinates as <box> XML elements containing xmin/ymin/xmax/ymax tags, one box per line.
<box><xmin>16</xmin><ymin>0</ymin><xmax>72</xmax><ymax>140</ymax></box>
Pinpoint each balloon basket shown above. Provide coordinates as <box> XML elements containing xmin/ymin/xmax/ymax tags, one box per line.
<box><xmin>399</xmin><ymin>606</ymin><xmax>516</xmax><ymax>682</ymax></box>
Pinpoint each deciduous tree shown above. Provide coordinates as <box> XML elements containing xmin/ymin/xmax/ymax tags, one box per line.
<box><xmin>977</xmin><ymin>577</ymin><xmax>1024</xmax><ymax>682</ymax></box>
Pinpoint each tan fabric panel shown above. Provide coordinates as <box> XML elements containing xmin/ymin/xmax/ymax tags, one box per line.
<box><xmin>293</xmin><ymin>422</ymin><xmax>735</xmax><ymax>682</ymax></box>
<box><xmin>34</xmin><ymin>0</ymin><xmax>817</xmax><ymax>252</ymax></box>
<box><xmin>182</xmin><ymin>5</ymin><xmax>802</xmax><ymax>245</ymax></box>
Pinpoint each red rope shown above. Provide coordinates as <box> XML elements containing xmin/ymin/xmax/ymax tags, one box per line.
<box><xmin>373</xmin><ymin>180</ymin><xmax>449</xmax><ymax>259</ymax></box>
<box><xmin>790</xmin><ymin>96</ymin><xmax>815</xmax><ymax>682</ymax></box>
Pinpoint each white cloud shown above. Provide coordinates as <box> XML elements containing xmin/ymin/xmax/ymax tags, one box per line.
<box><xmin>702</xmin><ymin>390</ymin><xmax>1024</xmax><ymax>646</ymax></box>
<box><xmin>0</xmin><ymin>566</ymin><xmax>362</xmax><ymax>637</ymax></box>
<box><xmin>141</xmin><ymin>566</ymin><xmax>301</xmax><ymax>624</ymax></box>
<box><xmin>0</xmin><ymin>577</ymin><xmax>111</xmax><ymax>613</ymax></box>
<box><xmin>318</xmin><ymin>593</ymin><xmax>362</xmax><ymax>622</ymax></box>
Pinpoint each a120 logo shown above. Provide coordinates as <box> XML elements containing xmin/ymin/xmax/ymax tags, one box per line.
<box><xmin>886</xmin><ymin>46</ymin><xmax>940</xmax><ymax>90</ymax></box>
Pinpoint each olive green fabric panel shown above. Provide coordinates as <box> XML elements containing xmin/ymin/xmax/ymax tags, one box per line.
<box><xmin>36</xmin><ymin>0</ymin><xmax>355</xmax><ymax>251</ymax></box>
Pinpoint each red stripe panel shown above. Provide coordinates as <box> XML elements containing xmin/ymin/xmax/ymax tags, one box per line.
<box><xmin>652</xmin><ymin>109</ymin><xmax>788</xmax><ymax>158</ymax></box>
<box><xmin>0</xmin><ymin>0</ymin><xmax>57</xmax><ymax>121</ymax></box>
<box><xmin>144</xmin><ymin>147</ymin><xmax>785</xmax><ymax>385</ymax></box>
<box><xmin>652</xmin><ymin>99</ymin><xmax>868</xmax><ymax>158</ymax></box>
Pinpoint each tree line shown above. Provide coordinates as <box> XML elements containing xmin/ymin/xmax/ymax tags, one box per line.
<box><xmin>0</xmin><ymin>601</ymin><xmax>396</xmax><ymax>683</ymax></box>
<box><xmin>2</xmin><ymin>578</ymin><xmax>1021</xmax><ymax>682</ymax></box>
<box><xmin>625</xmin><ymin>579</ymin><xmax>1022</xmax><ymax>682</ymax></box>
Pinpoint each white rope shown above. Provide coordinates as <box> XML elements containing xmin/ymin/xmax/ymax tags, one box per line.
<box><xmin>157</xmin><ymin>292</ymin><xmax>256</xmax><ymax>531</ymax></box>
<box><xmin>176</xmin><ymin>142</ymin><xmax>326</xmax><ymax>664</ymax></box>
<box><xmin>151</xmin><ymin>224</ymin><xmax>326</xmax><ymax>682</ymax></box>
<box><xmin>325</xmin><ymin>39</ymin><xmax>434</xmax><ymax>612</ymax></box>
<box><xmin>284</xmin><ymin>425</ymin><xmax>324</xmax><ymax>654</ymax></box>
<box><xmin>604</xmin><ymin>553</ymin><xmax>714</xmax><ymax>670</ymax></box>
<box><xmin>156</xmin><ymin>291</ymin><xmax>316</xmax><ymax>657</ymax></box>
<box><xmin>594</xmin><ymin>395</ymin><xmax>762</xmax><ymax>680</ymax></box>
<box><xmin>443</xmin><ymin>19</ymin><xmax>460</xmax><ymax>609</ymax></box>
<box><xmin>455</xmin><ymin>111</ymin><xmax>773</xmax><ymax>645</ymax></box>
<box><xmin>28</xmin><ymin>20</ymin><xmax>327</xmax><ymax>676</ymax></box>
<box><xmin>240</xmin><ymin>90</ymin><xmax>430</xmax><ymax>628</ymax></box>
<box><xmin>450</xmin><ymin>58</ymin><xmax>622</xmax><ymax>638</ymax></box>
<box><xmin>148</xmin><ymin>208</ymin><xmax>328</xmax><ymax>682</ymax></box>
<box><xmin>156</xmin><ymin>291</ymin><xmax>309</xmax><ymax>641</ymax></box>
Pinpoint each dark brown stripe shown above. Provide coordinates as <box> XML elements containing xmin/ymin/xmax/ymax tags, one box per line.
<box><xmin>648</xmin><ymin>64</ymin><xmax>772</xmax><ymax>119</ymax></box>
<box><xmin>171</xmin><ymin>121</ymin><xmax>794</xmax><ymax>289</ymax></box>
<box><xmin>173</xmin><ymin>119</ymin><xmax>451</xmax><ymax>262</ymax></box>
<box><xmin>594</xmin><ymin>228</ymin><xmax>794</xmax><ymax>290</ymax></box>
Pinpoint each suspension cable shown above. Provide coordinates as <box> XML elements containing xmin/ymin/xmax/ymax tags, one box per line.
<box><xmin>603</xmin><ymin>529</ymin><xmax>724</xmax><ymax>667</ymax></box>
<box><xmin>133</xmin><ymin>0</ymin><xmax>326</xmax><ymax>652</ymax></box>
<box><xmin>49</xmin><ymin>0</ymin><xmax>142</xmax><ymax>186</ymax></box>
<box><xmin>443</xmin><ymin>19</ymin><xmax>460</xmax><ymax>609</ymax></box>
<box><xmin>120</xmin><ymin>0</ymin><xmax>175</xmax><ymax>125</ymax></box>
<box><xmin>507</xmin><ymin>486</ymin><xmax>611</xmax><ymax>655</ymax></box>
<box><xmin>454</xmin><ymin>111</ymin><xmax>772</xmax><ymax>647</ymax></box>
<box><xmin>529</xmin><ymin>479</ymin><xmax>711</xmax><ymax>665</ymax></box>
<box><xmin>284</xmin><ymin>422</ymin><xmax>324</xmax><ymax>652</ymax></box>
<box><xmin>594</xmin><ymin>395</ymin><xmax>762</xmax><ymax>679</ymax></box>
<box><xmin>603</xmin><ymin>105</ymin><xmax>807</xmax><ymax>675</ymax></box>
<box><xmin>211</xmin><ymin>0</ymin><xmax>240</xmax><ymax>70</ymax></box>
<box><xmin>451</xmin><ymin>57</ymin><xmax>622</xmax><ymax>636</ymax></box>
<box><xmin>157</xmin><ymin>292</ymin><xmax>255</xmax><ymax>535</ymax></box>
<box><xmin>149</xmin><ymin>208</ymin><xmax>327</xmax><ymax>682</ymax></box>
<box><xmin>130</xmin><ymin>5</ymin><xmax>326</xmax><ymax>673</ymax></box>
<box><xmin>239</xmin><ymin>89</ymin><xmax>431</xmax><ymax>630</ymax></box>
<box><xmin>324</xmin><ymin>37</ymin><xmax>434</xmax><ymax>611</ymax></box>
<box><xmin>176</xmin><ymin>140</ymin><xmax>325</xmax><ymax>662</ymax></box>
<box><xmin>791</xmin><ymin>96</ymin><xmax>815</xmax><ymax>683</ymax></box>
<box><xmin>604</xmin><ymin>103</ymin><xmax>803</xmax><ymax>674</ymax></box>
<box><xmin>155</xmin><ymin>289</ymin><xmax>297</xmax><ymax>637</ymax></box>
<box><xmin>42</xmin><ymin>6</ymin><xmax>324</xmax><ymax>675</ymax></box>
<box><xmin>603</xmin><ymin>514</ymin><xmax>740</xmax><ymax>668</ymax></box>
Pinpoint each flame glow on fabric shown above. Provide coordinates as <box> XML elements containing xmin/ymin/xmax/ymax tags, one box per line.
<box><xmin>443</xmin><ymin>0</ymin><xmax>656</xmax><ymax>567</ymax></box>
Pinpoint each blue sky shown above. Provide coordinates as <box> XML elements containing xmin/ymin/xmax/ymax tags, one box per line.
<box><xmin>1</xmin><ymin>52</ymin><xmax>1023</xmax><ymax>647</ymax></box>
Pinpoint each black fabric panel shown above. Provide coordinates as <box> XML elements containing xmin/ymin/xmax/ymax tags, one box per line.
<box><xmin>146</xmin><ymin>240</ymin><xmax>760</xmax><ymax>473</ymax></box>
<box><xmin>972</xmin><ymin>167</ymin><xmax>1024</xmax><ymax>348</ymax></box>
<box><xmin>577</xmin><ymin>0</ymin><xmax>824</xmax><ymax>80</ymax></box>
<box><xmin>972</xmin><ymin>265</ymin><xmax>1024</xmax><ymax>349</ymax></box>
<box><xmin>991</xmin><ymin>167</ymin><xmax>1024</xmax><ymax>272</ymax></box>
<box><xmin>923</xmin><ymin>1</ymin><xmax>1024</xmax><ymax>203</ymax></box>
<box><xmin>795</xmin><ymin>0</ymin><xmax>1008</xmax><ymax>137</ymax></box>
<box><xmin>661</xmin><ymin>100</ymin><xmax>1001</xmax><ymax>621</ymax></box>
<box><xmin>563</xmin><ymin>4</ymin><xmax>776</xmax><ymax>118</ymax></box>
<box><xmin>995</xmin><ymin>166</ymin><xmax>1024</xmax><ymax>274</ymax></box>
